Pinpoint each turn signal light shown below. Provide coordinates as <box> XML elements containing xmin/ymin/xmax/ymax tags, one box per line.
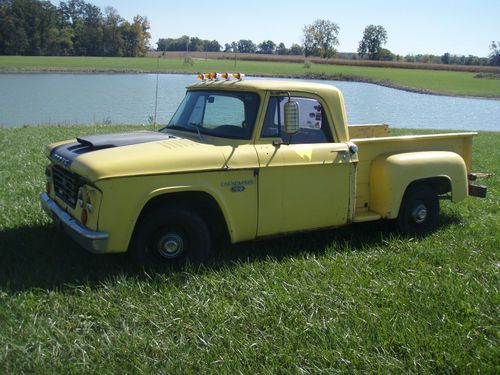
<box><xmin>81</xmin><ymin>208</ymin><xmax>88</xmax><ymax>226</ymax></box>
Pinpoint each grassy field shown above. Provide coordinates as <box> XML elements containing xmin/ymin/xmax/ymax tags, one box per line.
<box><xmin>1</xmin><ymin>55</ymin><xmax>500</xmax><ymax>98</ymax></box>
<box><xmin>0</xmin><ymin>125</ymin><xmax>498</xmax><ymax>373</ymax></box>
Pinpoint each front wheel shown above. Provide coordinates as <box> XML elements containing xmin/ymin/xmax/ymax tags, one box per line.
<box><xmin>130</xmin><ymin>207</ymin><xmax>211</xmax><ymax>265</ymax></box>
<box><xmin>397</xmin><ymin>185</ymin><xmax>440</xmax><ymax>235</ymax></box>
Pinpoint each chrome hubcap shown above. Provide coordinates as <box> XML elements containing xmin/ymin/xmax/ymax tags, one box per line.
<box><xmin>157</xmin><ymin>233</ymin><xmax>184</xmax><ymax>258</ymax></box>
<box><xmin>412</xmin><ymin>204</ymin><xmax>427</xmax><ymax>224</ymax></box>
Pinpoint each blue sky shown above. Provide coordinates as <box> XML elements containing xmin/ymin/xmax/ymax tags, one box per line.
<box><xmin>55</xmin><ymin>0</ymin><xmax>499</xmax><ymax>57</ymax></box>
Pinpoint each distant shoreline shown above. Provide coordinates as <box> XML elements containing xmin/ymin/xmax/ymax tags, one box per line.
<box><xmin>1</xmin><ymin>67</ymin><xmax>499</xmax><ymax>100</ymax></box>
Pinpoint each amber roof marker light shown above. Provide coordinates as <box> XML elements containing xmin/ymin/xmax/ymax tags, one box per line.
<box><xmin>196</xmin><ymin>72</ymin><xmax>245</xmax><ymax>81</ymax></box>
<box><xmin>232</xmin><ymin>72</ymin><xmax>245</xmax><ymax>80</ymax></box>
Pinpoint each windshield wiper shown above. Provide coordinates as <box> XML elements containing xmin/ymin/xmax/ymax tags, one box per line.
<box><xmin>166</xmin><ymin>123</ymin><xmax>204</xmax><ymax>141</ymax></box>
<box><xmin>187</xmin><ymin>122</ymin><xmax>204</xmax><ymax>141</ymax></box>
<box><xmin>166</xmin><ymin>124</ymin><xmax>183</xmax><ymax>131</ymax></box>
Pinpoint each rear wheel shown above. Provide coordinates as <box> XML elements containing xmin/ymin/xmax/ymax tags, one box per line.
<box><xmin>130</xmin><ymin>207</ymin><xmax>211</xmax><ymax>265</ymax></box>
<box><xmin>397</xmin><ymin>185</ymin><xmax>440</xmax><ymax>235</ymax></box>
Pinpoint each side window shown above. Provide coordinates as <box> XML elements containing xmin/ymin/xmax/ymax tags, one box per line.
<box><xmin>261</xmin><ymin>96</ymin><xmax>334</xmax><ymax>143</ymax></box>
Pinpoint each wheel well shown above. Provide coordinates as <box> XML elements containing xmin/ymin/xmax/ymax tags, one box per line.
<box><xmin>136</xmin><ymin>191</ymin><xmax>229</xmax><ymax>242</ymax></box>
<box><xmin>405</xmin><ymin>177</ymin><xmax>451</xmax><ymax>196</ymax></box>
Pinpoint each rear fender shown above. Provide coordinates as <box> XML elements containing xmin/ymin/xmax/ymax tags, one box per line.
<box><xmin>370</xmin><ymin>151</ymin><xmax>467</xmax><ymax>218</ymax></box>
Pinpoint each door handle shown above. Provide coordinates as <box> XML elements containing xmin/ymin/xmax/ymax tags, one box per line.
<box><xmin>335</xmin><ymin>150</ymin><xmax>350</xmax><ymax>160</ymax></box>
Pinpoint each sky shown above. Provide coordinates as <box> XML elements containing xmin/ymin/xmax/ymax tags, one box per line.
<box><xmin>54</xmin><ymin>0</ymin><xmax>499</xmax><ymax>57</ymax></box>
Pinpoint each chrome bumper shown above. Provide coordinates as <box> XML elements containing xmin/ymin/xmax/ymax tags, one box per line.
<box><xmin>40</xmin><ymin>192</ymin><xmax>109</xmax><ymax>253</ymax></box>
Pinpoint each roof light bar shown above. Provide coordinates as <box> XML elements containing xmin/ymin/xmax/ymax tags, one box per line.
<box><xmin>197</xmin><ymin>72</ymin><xmax>245</xmax><ymax>81</ymax></box>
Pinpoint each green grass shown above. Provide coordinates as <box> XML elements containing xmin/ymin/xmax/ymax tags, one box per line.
<box><xmin>0</xmin><ymin>125</ymin><xmax>499</xmax><ymax>373</ymax></box>
<box><xmin>1</xmin><ymin>55</ymin><xmax>500</xmax><ymax>98</ymax></box>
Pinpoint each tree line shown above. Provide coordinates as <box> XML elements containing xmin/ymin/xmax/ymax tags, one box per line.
<box><xmin>156</xmin><ymin>36</ymin><xmax>305</xmax><ymax>56</ymax></box>
<box><xmin>1</xmin><ymin>1</ymin><xmax>498</xmax><ymax>67</ymax></box>
<box><xmin>0</xmin><ymin>0</ymin><xmax>151</xmax><ymax>56</ymax></box>
<box><xmin>156</xmin><ymin>21</ymin><xmax>499</xmax><ymax>67</ymax></box>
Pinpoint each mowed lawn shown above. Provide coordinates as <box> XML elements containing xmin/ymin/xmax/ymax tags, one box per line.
<box><xmin>0</xmin><ymin>125</ymin><xmax>498</xmax><ymax>373</ymax></box>
<box><xmin>1</xmin><ymin>55</ymin><xmax>500</xmax><ymax>98</ymax></box>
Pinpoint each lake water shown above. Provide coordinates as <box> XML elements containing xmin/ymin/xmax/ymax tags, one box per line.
<box><xmin>0</xmin><ymin>73</ymin><xmax>499</xmax><ymax>131</ymax></box>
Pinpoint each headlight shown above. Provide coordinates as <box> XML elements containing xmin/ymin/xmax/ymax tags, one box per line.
<box><xmin>78</xmin><ymin>189</ymin><xmax>84</xmax><ymax>208</ymax></box>
<box><xmin>77</xmin><ymin>186</ymin><xmax>93</xmax><ymax>210</ymax></box>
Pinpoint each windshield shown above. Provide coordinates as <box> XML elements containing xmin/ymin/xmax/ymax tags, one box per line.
<box><xmin>164</xmin><ymin>90</ymin><xmax>260</xmax><ymax>140</ymax></box>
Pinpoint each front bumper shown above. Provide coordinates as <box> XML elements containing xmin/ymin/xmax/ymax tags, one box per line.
<box><xmin>40</xmin><ymin>192</ymin><xmax>109</xmax><ymax>253</ymax></box>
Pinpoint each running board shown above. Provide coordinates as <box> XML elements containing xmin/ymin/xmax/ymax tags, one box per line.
<box><xmin>353</xmin><ymin>211</ymin><xmax>382</xmax><ymax>223</ymax></box>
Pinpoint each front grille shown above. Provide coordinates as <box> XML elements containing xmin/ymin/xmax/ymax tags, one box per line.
<box><xmin>52</xmin><ymin>165</ymin><xmax>81</xmax><ymax>208</ymax></box>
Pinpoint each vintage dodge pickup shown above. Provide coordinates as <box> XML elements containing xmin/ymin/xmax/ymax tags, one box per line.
<box><xmin>40</xmin><ymin>74</ymin><xmax>487</xmax><ymax>263</ymax></box>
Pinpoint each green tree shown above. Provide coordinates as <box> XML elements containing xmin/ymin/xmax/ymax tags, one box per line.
<box><xmin>276</xmin><ymin>42</ymin><xmax>288</xmax><ymax>55</ymax></box>
<box><xmin>289</xmin><ymin>43</ymin><xmax>304</xmax><ymax>56</ymax></box>
<box><xmin>0</xmin><ymin>2</ymin><xmax>29</xmax><ymax>54</ymax></box>
<box><xmin>237</xmin><ymin>39</ymin><xmax>256</xmax><ymax>53</ymax></box>
<box><xmin>46</xmin><ymin>26</ymin><xmax>74</xmax><ymax>55</ymax></box>
<box><xmin>121</xmin><ymin>15</ymin><xmax>150</xmax><ymax>57</ymax></box>
<box><xmin>0</xmin><ymin>0</ymin><xmax>148</xmax><ymax>56</ymax></box>
<box><xmin>81</xmin><ymin>2</ymin><xmax>104</xmax><ymax>56</ymax></box>
<box><xmin>156</xmin><ymin>36</ymin><xmax>189</xmax><ymax>52</ymax></box>
<box><xmin>188</xmin><ymin>36</ymin><xmax>204</xmax><ymax>52</ymax></box>
<box><xmin>103</xmin><ymin>6</ymin><xmax>124</xmax><ymax>56</ymax></box>
<box><xmin>490</xmin><ymin>41</ymin><xmax>500</xmax><ymax>66</ymax></box>
<box><xmin>203</xmin><ymin>40</ymin><xmax>220</xmax><ymax>52</ymax></box>
<box><xmin>441</xmin><ymin>52</ymin><xmax>450</xmax><ymax>64</ymax></box>
<box><xmin>257</xmin><ymin>40</ymin><xmax>276</xmax><ymax>54</ymax></box>
<box><xmin>358</xmin><ymin>25</ymin><xmax>388</xmax><ymax>60</ymax></box>
<box><xmin>378</xmin><ymin>47</ymin><xmax>394</xmax><ymax>61</ymax></box>
<box><xmin>303</xmin><ymin>25</ymin><xmax>316</xmax><ymax>57</ymax></box>
<box><xmin>133</xmin><ymin>15</ymin><xmax>150</xmax><ymax>55</ymax></box>
<box><xmin>0</xmin><ymin>0</ymin><xmax>60</xmax><ymax>55</ymax></box>
<box><xmin>157</xmin><ymin>36</ymin><xmax>218</xmax><ymax>53</ymax></box>
<box><xmin>302</xmin><ymin>19</ymin><xmax>340</xmax><ymax>58</ymax></box>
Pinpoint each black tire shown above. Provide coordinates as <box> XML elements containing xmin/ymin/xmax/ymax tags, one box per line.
<box><xmin>130</xmin><ymin>207</ymin><xmax>211</xmax><ymax>265</ymax></box>
<box><xmin>397</xmin><ymin>184</ymin><xmax>440</xmax><ymax>235</ymax></box>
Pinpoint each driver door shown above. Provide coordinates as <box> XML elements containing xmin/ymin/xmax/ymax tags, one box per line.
<box><xmin>256</xmin><ymin>95</ymin><xmax>353</xmax><ymax>236</ymax></box>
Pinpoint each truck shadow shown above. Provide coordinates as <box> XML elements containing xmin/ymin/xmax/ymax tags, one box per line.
<box><xmin>211</xmin><ymin>212</ymin><xmax>461</xmax><ymax>265</ymax></box>
<box><xmin>0</xmin><ymin>214</ymin><xmax>461</xmax><ymax>293</ymax></box>
<box><xmin>0</xmin><ymin>224</ymin><xmax>137</xmax><ymax>292</ymax></box>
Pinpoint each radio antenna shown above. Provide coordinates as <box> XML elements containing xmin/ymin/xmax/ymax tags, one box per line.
<box><xmin>153</xmin><ymin>53</ymin><xmax>160</xmax><ymax>131</ymax></box>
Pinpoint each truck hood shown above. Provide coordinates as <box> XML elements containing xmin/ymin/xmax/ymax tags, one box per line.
<box><xmin>48</xmin><ymin>131</ymin><xmax>235</xmax><ymax>181</ymax></box>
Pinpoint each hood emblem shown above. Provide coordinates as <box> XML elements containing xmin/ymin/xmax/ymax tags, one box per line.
<box><xmin>51</xmin><ymin>152</ymin><xmax>71</xmax><ymax>167</ymax></box>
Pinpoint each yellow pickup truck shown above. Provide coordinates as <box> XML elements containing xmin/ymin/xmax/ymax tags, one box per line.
<box><xmin>40</xmin><ymin>75</ymin><xmax>487</xmax><ymax>263</ymax></box>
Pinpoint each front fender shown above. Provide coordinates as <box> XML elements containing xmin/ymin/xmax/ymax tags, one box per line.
<box><xmin>369</xmin><ymin>151</ymin><xmax>467</xmax><ymax>218</ymax></box>
<box><xmin>95</xmin><ymin>169</ymin><xmax>258</xmax><ymax>252</ymax></box>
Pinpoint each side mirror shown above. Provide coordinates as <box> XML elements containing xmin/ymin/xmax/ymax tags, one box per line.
<box><xmin>284</xmin><ymin>100</ymin><xmax>300</xmax><ymax>135</ymax></box>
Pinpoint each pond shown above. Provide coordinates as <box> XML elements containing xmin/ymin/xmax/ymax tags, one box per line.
<box><xmin>0</xmin><ymin>73</ymin><xmax>499</xmax><ymax>131</ymax></box>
